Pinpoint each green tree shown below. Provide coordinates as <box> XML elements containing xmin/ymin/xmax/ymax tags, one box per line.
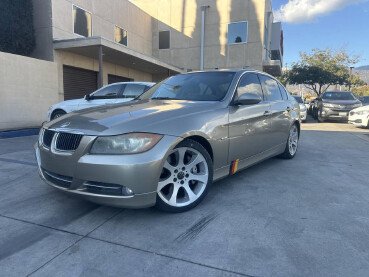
<box><xmin>347</xmin><ymin>74</ymin><xmax>366</xmax><ymax>90</ymax></box>
<box><xmin>352</xmin><ymin>85</ymin><xmax>369</xmax><ymax>96</ymax></box>
<box><xmin>276</xmin><ymin>71</ymin><xmax>288</xmax><ymax>86</ymax></box>
<box><xmin>286</xmin><ymin>48</ymin><xmax>361</xmax><ymax>96</ymax></box>
<box><xmin>0</xmin><ymin>0</ymin><xmax>35</xmax><ymax>56</ymax></box>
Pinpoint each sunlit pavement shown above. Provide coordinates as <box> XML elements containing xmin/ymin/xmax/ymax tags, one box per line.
<box><xmin>1</xmin><ymin>117</ymin><xmax>369</xmax><ymax>277</ymax></box>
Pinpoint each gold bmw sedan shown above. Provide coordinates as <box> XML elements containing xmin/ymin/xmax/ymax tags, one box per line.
<box><xmin>35</xmin><ymin>70</ymin><xmax>300</xmax><ymax>212</ymax></box>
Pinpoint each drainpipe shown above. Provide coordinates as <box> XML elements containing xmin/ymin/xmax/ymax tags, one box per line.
<box><xmin>98</xmin><ymin>45</ymin><xmax>103</xmax><ymax>88</ymax></box>
<box><xmin>200</xmin><ymin>5</ymin><xmax>209</xmax><ymax>71</ymax></box>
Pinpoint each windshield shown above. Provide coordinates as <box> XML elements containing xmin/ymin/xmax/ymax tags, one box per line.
<box><xmin>293</xmin><ymin>96</ymin><xmax>303</xmax><ymax>104</ymax></box>
<box><xmin>360</xmin><ymin>96</ymin><xmax>369</xmax><ymax>103</ymax></box>
<box><xmin>323</xmin><ymin>91</ymin><xmax>356</xmax><ymax>101</ymax></box>
<box><xmin>138</xmin><ymin>72</ymin><xmax>236</xmax><ymax>101</ymax></box>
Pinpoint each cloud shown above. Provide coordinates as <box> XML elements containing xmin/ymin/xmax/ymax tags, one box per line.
<box><xmin>274</xmin><ymin>0</ymin><xmax>368</xmax><ymax>23</ymax></box>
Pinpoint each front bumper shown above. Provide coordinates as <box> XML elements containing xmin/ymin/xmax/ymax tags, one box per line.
<box><xmin>348</xmin><ymin>114</ymin><xmax>369</xmax><ymax>127</ymax></box>
<box><xmin>35</xmin><ymin>134</ymin><xmax>180</xmax><ymax>208</ymax></box>
<box><xmin>320</xmin><ymin>108</ymin><xmax>351</xmax><ymax>121</ymax></box>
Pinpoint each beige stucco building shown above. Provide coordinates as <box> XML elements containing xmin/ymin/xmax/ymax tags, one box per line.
<box><xmin>0</xmin><ymin>0</ymin><xmax>283</xmax><ymax>130</ymax></box>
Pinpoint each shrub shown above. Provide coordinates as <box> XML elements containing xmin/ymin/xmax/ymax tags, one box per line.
<box><xmin>0</xmin><ymin>0</ymin><xmax>35</xmax><ymax>56</ymax></box>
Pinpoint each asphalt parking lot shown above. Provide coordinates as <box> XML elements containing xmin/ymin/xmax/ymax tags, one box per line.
<box><xmin>1</xmin><ymin>117</ymin><xmax>369</xmax><ymax>277</ymax></box>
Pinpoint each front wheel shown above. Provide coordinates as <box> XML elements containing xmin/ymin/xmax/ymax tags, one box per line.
<box><xmin>51</xmin><ymin>110</ymin><xmax>66</xmax><ymax>120</ymax></box>
<box><xmin>156</xmin><ymin>139</ymin><xmax>213</xmax><ymax>213</ymax></box>
<box><xmin>280</xmin><ymin>124</ymin><xmax>299</xmax><ymax>159</ymax></box>
<box><xmin>317</xmin><ymin>109</ymin><xmax>325</xmax><ymax>122</ymax></box>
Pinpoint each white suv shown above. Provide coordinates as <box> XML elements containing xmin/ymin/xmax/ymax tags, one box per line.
<box><xmin>47</xmin><ymin>82</ymin><xmax>155</xmax><ymax>121</ymax></box>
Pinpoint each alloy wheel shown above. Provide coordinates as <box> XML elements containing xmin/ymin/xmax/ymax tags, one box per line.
<box><xmin>157</xmin><ymin>147</ymin><xmax>209</xmax><ymax>207</ymax></box>
<box><xmin>288</xmin><ymin>125</ymin><xmax>298</xmax><ymax>156</ymax></box>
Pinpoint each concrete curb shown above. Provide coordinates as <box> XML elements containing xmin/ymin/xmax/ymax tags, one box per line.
<box><xmin>0</xmin><ymin>128</ymin><xmax>40</xmax><ymax>139</ymax></box>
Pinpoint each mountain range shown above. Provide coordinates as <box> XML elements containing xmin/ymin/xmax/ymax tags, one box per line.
<box><xmin>355</xmin><ymin>65</ymin><xmax>369</xmax><ymax>70</ymax></box>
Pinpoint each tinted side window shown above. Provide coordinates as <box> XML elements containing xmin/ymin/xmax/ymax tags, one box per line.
<box><xmin>73</xmin><ymin>6</ymin><xmax>92</xmax><ymax>37</ymax></box>
<box><xmin>91</xmin><ymin>84</ymin><xmax>122</xmax><ymax>98</ymax></box>
<box><xmin>122</xmin><ymin>84</ymin><xmax>146</xmax><ymax>98</ymax></box>
<box><xmin>159</xmin><ymin>31</ymin><xmax>170</xmax><ymax>49</ymax></box>
<box><xmin>115</xmin><ymin>26</ymin><xmax>127</xmax><ymax>46</ymax></box>
<box><xmin>237</xmin><ymin>74</ymin><xmax>264</xmax><ymax>99</ymax></box>
<box><xmin>259</xmin><ymin>75</ymin><xmax>283</xmax><ymax>101</ymax></box>
<box><xmin>278</xmin><ymin>83</ymin><xmax>289</xmax><ymax>100</ymax></box>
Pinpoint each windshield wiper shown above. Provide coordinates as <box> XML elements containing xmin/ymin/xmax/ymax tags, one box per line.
<box><xmin>151</xmin><ymin>97</ymin><xmax>175</xmax><ymax>100</ymax></box>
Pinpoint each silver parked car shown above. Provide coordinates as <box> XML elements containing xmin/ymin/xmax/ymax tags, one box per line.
<box><xmin>35</xmin><ymin>70</ymin><xmax>300</xmax><ymax>212</ymax></box>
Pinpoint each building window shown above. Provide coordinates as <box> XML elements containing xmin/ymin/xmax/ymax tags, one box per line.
<box><xmin>115</xmin><ymin>26</ymin><xmax>127</xmax><ymax>46</ymax></box>
<box><xmin>227</xmin><ymin>22</ymin><xmax>248</xmax><ymax>44</ymax></box>
<box><xmin>159</xmin><ymin>30</ymin><xmax>170</xmax><ymax>49</ymax></box>
<box><xmin>73</xmin><ymin>5</ymin><xmax>92</xmax><ymax>37</ymax></box>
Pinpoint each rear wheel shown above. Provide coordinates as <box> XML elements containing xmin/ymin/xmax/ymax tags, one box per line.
<box><xmin>156</xmin><ymin>139</ymin><xmax>213</xmax><ymax>213</ymax></box>
<box><xmin>51</xmin><ymin>110</ymin><xmax>66</xmax><ymax>120</ymax></box>
<box><xmin>317</xmin><ymin>109</ymin><xmax>325</xmax><ymax>122</ymax></box>
<box><xmin>280</xmin><ymin>124</ymin><xmax>299</xmax><ymax>159</ymax></box>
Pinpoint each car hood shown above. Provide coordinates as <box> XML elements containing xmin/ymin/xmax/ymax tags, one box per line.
<box><xmin>323</xmin><ymin>99</ymin><xmax>361</xmax><ymax>105</ymax></box>
<box><xmin>53</xmin><ymin>99</ymin><xmax>82</xmax><ymax>107</ymax></box>
<box><xmin>351</xmin><ymin>105</ymin><xmax>369</xmax><ymax>112</ymax></box>
<box><xmin>44</xmin><ymin>99</ymin><xmax>222</xmax><ymax>136</ymax></box>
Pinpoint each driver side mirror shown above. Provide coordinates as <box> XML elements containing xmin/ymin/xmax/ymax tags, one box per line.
<box><xmin>84</xmin><ymin>94</ymin><xmax>91</xmax><ymax>101</ymax></box>
<box><xmin>234</xmin><ymin>93</ymin><xmax>262</xmax><ymax>105</ymax></box>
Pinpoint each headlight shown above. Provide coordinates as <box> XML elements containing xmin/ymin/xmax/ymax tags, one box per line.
<box><xmin>352</xmin><ymin>103</ymin><xmax>362</xmax><ymax>108</ymax></box>
<box><xmin>323</xmin><ymin>103</ymin><xmax>335</xmax><ymax>108</ymax></box>
<box><xmin>357</xmin><ymin>110</ymin><xmax>369</xmax><ymax>115</ymax></box>
<box><xmin>299</xmin><ymin>104</ymin><xmax>307</xmax><ymax>111</ymax></box>
<box><xmin>90</xmin><ymin>133</ymin><xmax>163</xmax><ymax>154</ymax></box>
<box><xmin>38</xmin><ymin>128</ymin><xmax>44</xmax><ymax>146</ymax></box>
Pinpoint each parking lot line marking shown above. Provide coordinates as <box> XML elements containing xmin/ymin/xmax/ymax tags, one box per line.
<box><xmin>0</xmin><ymin>157</ymin><xmax>37</xmax><ymax>167</ymax></box>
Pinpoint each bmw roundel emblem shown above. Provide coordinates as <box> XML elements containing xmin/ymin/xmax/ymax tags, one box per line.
<box><xmin>60</xmin><ymin>122</ymin><xmax>71</xmax><ymax>128</ymax></box>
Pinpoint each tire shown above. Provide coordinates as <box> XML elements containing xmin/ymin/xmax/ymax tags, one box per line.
<box><xmin>280</xmin><ymin>124</ymin><xmax>299</xmax><ymax>159</ymax></box>
<box><xmin>51</xmin><ymin>110</ymin><xmax>66</xmax><ymax>120</ymax></box>
<box><xmin>317</xmin><ymin>109</ymin><xmax>325</xmax><ymax>123</ymax></box>
<box><xmin>313</xmin><ymin>109</ymin><xmax>318</xmax><ymax>120</ymax></box>
<box><xmin>156</xmin><ymin>139</ymin><xmax>213</xmax><ymax>213</ymax></box>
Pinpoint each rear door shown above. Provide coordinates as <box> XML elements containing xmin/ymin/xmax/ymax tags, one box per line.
<box><xmin>116</xmin><ymin>83</ymin><xmax>148</xmax><ymax>104</ymax></box>
<box><xmin>228</xmin><ymin>73</ymin><xmax>272</xmax><ymax>163</ymax></box>
<box><xmin>259</xmin><ymin>75</ymin><xmax>291</xmax><ymax>147</ymax></box>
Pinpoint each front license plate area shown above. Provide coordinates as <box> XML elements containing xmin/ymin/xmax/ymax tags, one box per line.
<box><xmin>339</xmin><ymin>112</ymin><xmax>348</xmax><ymax>116</ymax></box>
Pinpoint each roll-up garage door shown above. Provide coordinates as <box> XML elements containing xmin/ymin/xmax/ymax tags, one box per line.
<box><xmin>108</xmin><ymin>74</ymin><xmax>133</xmax><ymax>84</ymax></box>
<box><xmin>63</xmin><ymin>65</ymin><xmax>98</xmax><ymax>100</ymax></box>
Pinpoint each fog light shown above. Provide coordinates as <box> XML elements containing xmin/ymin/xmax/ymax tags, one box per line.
<box><xmin>82</xmin><ymin>181</ymin><xmax>134</xmax><ymax>196</ymax></box>
<box><xmin>123</xmin><ymin>187</ymin><xmax>133</xmax><ymax>196</ymax></box>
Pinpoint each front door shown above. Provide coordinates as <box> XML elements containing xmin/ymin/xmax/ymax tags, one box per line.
<box><xmin>78</xmin><ymin>83</ymin><xmax>124</xmax><ymax>111</ymax></box>
<box><xmin>259</xmin><ymin>74</ymin><xmax>291</xmax><ymax>146</ymax></box>
<box><xmin>116</xmin><ymin>83</ymin><xmax>149</xmax><ymax>104</ymax></box>
<box><xmin>228</xmin><ymin>73</ymin><xmax>271</xmax><ymax>164</ymax></box>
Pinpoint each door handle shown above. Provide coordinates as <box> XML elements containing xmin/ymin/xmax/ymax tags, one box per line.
<box><xmin>263</xmin><ymin>110</ymin><xmax>271</xmax><ymax>116</ymax></box>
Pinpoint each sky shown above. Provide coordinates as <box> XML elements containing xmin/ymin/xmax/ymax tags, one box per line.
<box><xmin>271</xmin><ymin>0</ymin><xmax>369</xmax><ymax>68</ymax></box>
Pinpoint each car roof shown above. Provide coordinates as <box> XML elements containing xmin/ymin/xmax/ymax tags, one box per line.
<box><xmin>109</xmin><ymin>82</ymin><xmax>155</xmax><ymax>86</ymax></box>
<box><xmin>324</xmin><ymin>91</ymin><xmax>352</xmax><ymax>93</ymax></box>
<box><xmin>177</xmin><ymin>68</ymin><xmax>280</xmax><ymax>81</ymax></box>
<box><xmin>185</xmin><ymin>68</ymin><xmax>258</xmax><ymax>74</ymax></box>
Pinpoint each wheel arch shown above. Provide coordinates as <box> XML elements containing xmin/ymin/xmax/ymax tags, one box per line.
<box><xmin>181</xmin><ymin>134</ymin><xmax>214</xmax><ymax>162</ymax></box>
<box><xmin>294</xmin><ymin>120</ymin><xmax>301</xmax><ymax>137</ymax></box>
<box><xmin>51</xmin><ymin>109</ymin><xmax>67</xmax><ymax>119</ymax></box>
